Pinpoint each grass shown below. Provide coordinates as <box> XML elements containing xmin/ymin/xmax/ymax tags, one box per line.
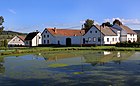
<box><xmin>0</xmin><ymin>46</ymin><xmax>140</xmax><ymax>57</ymax></box>
<box><xmin>48</xmin><ymin>63</ymin><xmax>68</xmax><ymax>68</ymax></box>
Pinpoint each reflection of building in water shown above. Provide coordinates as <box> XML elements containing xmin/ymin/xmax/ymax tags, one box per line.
<box><xmin>84</xmin><ymin>51</ymin><xmax>135</xmax><ymax>66</ymax></box>
<box><xmin>117</xmin><ymin>52</ymin><xmax>121</xmax><ymax>57</ymax></box>
<box><xmin>0</xmin><ymin>57</ymin><xmax>5</xmax><ymax>74</ymax></box>
<box><xmin>103</xmin><ymin>51</ymin><xmax>111</xmax><ymax>55</ymax></box>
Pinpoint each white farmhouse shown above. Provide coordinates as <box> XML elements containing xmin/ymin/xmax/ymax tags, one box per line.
<box><xmin>24</xmin><ymin>32</ymin><xmax>42</xmax><ymax>46</ymax></box>
<box><xmin>42</xmin><ymin>28</ymin><xmax>85</xmax><ymax>46</ymax></box>
<box><xmin>8</xmin><ymin>35</ymin><xmax>25</xmax><ymax>47</ymax></box>
<box><xmin>82</xmin><ymin>25</ymin><xmax>119</xmax><ymax>45</ymax></box>
<box><xmin>112</xmin><ymin>23</ymin><xmax>137</xmax><ymax>42</ymax></box>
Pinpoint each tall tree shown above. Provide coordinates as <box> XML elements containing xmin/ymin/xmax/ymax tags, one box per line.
<box><xmin>83</xmin><ymin>19</ymin><xmax>94</xmax><ymax>32</ymax></box>
<box><xmin>0</xmin><ymin>16</ymin><xmax>4</xmax><ymax>34</ymax></box>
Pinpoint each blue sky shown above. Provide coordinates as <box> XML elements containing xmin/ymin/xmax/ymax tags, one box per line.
<box><xmin>0</xmin><ymin>0</ymin><xmax>140</xmax><ymax>33</ymax></box>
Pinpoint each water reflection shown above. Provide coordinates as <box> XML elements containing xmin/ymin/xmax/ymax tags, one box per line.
<box><xmin>0</xmin><ymin>57</ymin><xmax>5</xmax><ymax>74</ymax></box>
<box><xmin>0</xmin><ymin>51</ymin><xmax>140</xmax><ymax>86</ymax></box>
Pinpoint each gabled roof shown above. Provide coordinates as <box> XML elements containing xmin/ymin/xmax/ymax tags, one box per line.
<box><xmin>95</xmin><ymin>25</ymin><xmax>117</xmax><ymax>36</ymax></box>
<box><xmin>17</xmin><ymin>36</ymin><xmax>25</xmax><ymax>41</ymax></box>
<box><xmin>25</xmin><ymin>32</ymin><xmax>39</xmax><ymax>40</ymax></box>
<box><xmin>120</xmin><ymin>25</ymin><xmax>137</xmax><ymax>34</ymax></box>
<box><xmin>46</xmin><ymin>28</ymin><xmax>85</xmax><ymax>36</ymax></box>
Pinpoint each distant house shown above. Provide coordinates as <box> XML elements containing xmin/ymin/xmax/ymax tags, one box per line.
<box><xmin>24</xmin><ymin>32</ymin><xmax>42</xmax><ymax>46</ymax></box>
<box><xmin>8</xmin><ymin>35</ymin><xmax>25</xmax><ymax>47</ymax></box>
<box><xmin>112</xmin><ymin>22</ymin><xmax>137</xmax><ymax>42</ymax></box>
<box><xmin>42</xmin><ymin>28</ymin><xmax>85</xmax><ymax>46</ymax></box>
<box><xmin>82</xmin><ymin>25</ymin><xmax>119</xmax><ymax>45</ymax></box>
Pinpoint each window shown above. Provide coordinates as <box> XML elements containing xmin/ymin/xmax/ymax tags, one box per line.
<box><xmin>93</xmin><ymin>37</ymin><xmax>96</xmax><ymax>42</ymax></box>
<box><xmin>44</xmin><ymin>35</ymin><xmax>46</xmax><ymax>38</ymax></box>
<box><xmin>19</xmin><ymin>40</ymin><xmax>20</xmax><ymax>41</ymax></box>
<box><xmin>13</xmin><ymin>39</ymin><xmax>15</xmax><ymax>41</ymax></box>
<box><xmin>39</xmin><ymin>36</ymin><xmax>41</xmax><ymax>39</ymax></box>
<box><xmin>95</xmin><ymin>31</ymin><xmax>97</xmax><ymax>33</ymax></box>
<box><xmin>133</xmin><ymin>38</ymin><xmax>135</xmax><ymax>41</ymax></box>
<box><xmin>46</xmin><ymin>31</ymin><xmax>47</xmax><ymax>33</ymax></box>
<box><xmin>44</xmin><ymin>40</ymin><xmax>46</xmax><ymax>44</ymax></box>
<box><xmin>88</xmin><ymin>37</ymin><xmax>91</xmax><ymax>42</ymax></box>
<box><xmin>98</xmin><ymin>37</ymin><xmax>101</xmax><ymax>42</ymax></box>
<box><xmin>112</xmin><ymin>38</ymin><xmax>114</xmax><ymax>41</ymax></box>
<box><xmin>115</xmin><ymin>38</ymin><xmax>117</xmax><ymax>41</ymax></box>
<box><xmin>107</xmin><ymin>38</ymin><xmax>109</xmax><ymax>42</ymax></box>
<box><xmin>47</xmin><ymin>35</ymin><xmax>49</xmax><ymax>38</ymax></box>
<box><xmin>47</xmin><ymin>40</ymin><xmax>50</xmax><ymax>44</ymax></box>
<box><xmin>90</xmin><ymin>31</ymin><xmax>92</xmax><ymax>33</ymax></box>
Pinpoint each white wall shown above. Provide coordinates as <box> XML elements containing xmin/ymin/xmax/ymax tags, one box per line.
<box><xmin>8</xmin><ymin>36</ymin><xmax>25</xmax><ymax>46</ymax></box>
<box><xmin>127</xmin><ymin>34</ymin><xmax>137</xmax><ymax>42</ymax></box>
<box><xmin>82</xmin><ymin>26</ymin><xmax>104</xmax><ymax>45</ymax></box>
<box><xmin>42</xmin><ymin>29</ymin><xmax>82</xmax><ymax>45</ymax></box>
<box><xmin>32</xmin><ymin>33</ymin><xmax>42</xmax><ymax>46</ymax></box>
<box><xmin>104</xmin><ymin>36</ymin><xmax>119</xmax><ymax>44</ymax></box>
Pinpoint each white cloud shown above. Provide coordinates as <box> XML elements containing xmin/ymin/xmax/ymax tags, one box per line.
<box><xmin>8</xmin><ymin>9</ymin><xmax>16</xmax><ymax>14</ymax></box>
<box><xmin>104</xmin><ymin>18</ymin><xmax>140</xmax><ymax>25</ymax></box>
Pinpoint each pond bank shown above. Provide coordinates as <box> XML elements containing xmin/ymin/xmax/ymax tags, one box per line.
<box><xmin>0</xmin><ymin>46</ymin><xmax>140</xmax><ymax>57</ymax></box>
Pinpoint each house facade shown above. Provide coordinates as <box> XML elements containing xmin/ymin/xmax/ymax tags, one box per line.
<box><xmin>82</xmin><ymin>25</ymin><xmax>119</xmax><ymax>45</ymax></box>
<box><xmin>8</xmin><ymin>36</ymin><xmax>25</xmax><ymax>46</ymax></box>
<box><xmin>42</xmin><ymin>28</ymin><xmax>85</xmax><ymax>46</ymax></box>
<box><xmin>112</xmin><ymin>23</ymin><xmax>137</xmax><ymax>42</ymax></box>
<box><xmin>24</xmin><ymin>32</ymin><xmax>42</xmax><ymax>46</ymax></box>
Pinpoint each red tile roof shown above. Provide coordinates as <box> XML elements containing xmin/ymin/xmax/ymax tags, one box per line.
<box><xmin>120</xmin><ymin>25</ymin><xmax>137</xmax><ymax>34</ymax></box>
<box><xmin>46</xmin><ymin>28</ymin><xmax>85</xmax><ymax>36</ymax></box>
<box><xmin>17</xmin><ymin>35</ymin><xmax>26</xmax><ymax>41</ymax></box>
<box><xmin>95</xmin><ymin>25</ymin><xmax>117</xmax><ymax>36</ymax></box>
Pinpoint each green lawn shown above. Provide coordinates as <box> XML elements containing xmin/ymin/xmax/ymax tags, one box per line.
<box><xmin>0</xmin><ymin>46</ymin><xmax>140</xmax><ymax>57</ymax></box>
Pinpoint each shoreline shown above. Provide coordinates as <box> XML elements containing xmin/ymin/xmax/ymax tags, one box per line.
<box><xmin>0</xmin><ymin>46</ymin><xmax>140</xmax><ymax>57</ymax></box>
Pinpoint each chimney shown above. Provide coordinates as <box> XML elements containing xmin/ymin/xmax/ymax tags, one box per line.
<box><xmin>54</xmin><ymin>27</ymin><xmax>57</xmax><ymax>33</ymax></box>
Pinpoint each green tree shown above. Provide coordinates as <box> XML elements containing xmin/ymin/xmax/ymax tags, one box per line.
<box><xmin>113</xmin><ymin>19</ymin><xmax>122</xmax><ymax>26</ymax></box>
<box><xmin>0</xmin><ymin>16</ymin><xmax>4</xmax><ymax>34</ymax></box>
<box><xmin>102</xmin><ymin>22</ymin><xmax>112</xmax><ymax>27</ymax></box>
<box><xmin>3</xmin><ymin>39</ymin><xmax>8</xmax><ymax>47</ymax></box>
<box><xmin>83</xmin><ymin>19</ymin><xmax>94</xmax><ymax>32</ymax></box>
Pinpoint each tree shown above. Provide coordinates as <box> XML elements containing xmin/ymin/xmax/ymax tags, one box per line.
<box><xmin>83</xmin><ymin>19</ymin><xmax>94</xmax><ymax>32</ymax></box>
<box><xmin>3</xmin><ymin>39</ymin><xmax>8</xmax><ymax>48</ymax></box>
<box><xmin>113</xmin><ymin>19</ymin><xmax>122</xmax><ymax>26</ymax></box>
<box><xmin>102</xmin><ymin>22</ymin><xmax>112</xmax><ymax>27</ymax></box>
<box><xmin>0</xmin><ymin>16</ymin><xmax>4</xmax><ymax>34</ymax></box>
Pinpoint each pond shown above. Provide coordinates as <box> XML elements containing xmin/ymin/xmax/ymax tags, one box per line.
<box><xmin>0</xmin><ymin>51</ymin><xmax>140</xmax><ymax>86</ymax></box>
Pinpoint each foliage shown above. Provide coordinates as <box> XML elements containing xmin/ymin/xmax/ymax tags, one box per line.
<box><xmin>113</xmin><ymin>19</ymin><xmax>122</xmax><ymax>25</ymax></box>
<box><xmin>0</xmin><ymin>16</ymin><xmax>4</xmax><ymax>34</ymax></box>
<box><xmin>102</xmin><ymin>22</ymin><xmax>112</xmax><ymax>27</ymax></box>
<box><xmin>83</xmin><ymin>19</ymin><xmax>94</xmax><ymax>32</ymax></box>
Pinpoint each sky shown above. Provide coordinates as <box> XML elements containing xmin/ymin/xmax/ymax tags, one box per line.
<box><xmin>0</xmin><ymin>0</ymin><xmax>140</xmax><ymax>33</ymax></box>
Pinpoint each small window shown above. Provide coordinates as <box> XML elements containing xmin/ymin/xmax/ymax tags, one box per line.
<box><xmin>133</xmin><ymin>38</ymin><xmax>135</xmax><ymax>41</ymax></box>
<box><xmin>47</xmin><ymin>40</ymin><xmax>50</xmax><ymax>44</ymax></box>
<box><xmin>98</xmin><ymin>37</ymin><xmax>101</xmax><ymax>42</ymax></box>
<box><xmin>44</xmin><ymin>35</ymin><xmax>46</xmax><ymax>38</ymax></box>
<box><xmin>44</xmin><ymin>40</ymin><xmax>46</xmax><ymax>44</ymax></box>
<box><xmin>39</xmin><ymin>36</ymin><xmax>41</xmax><ymax>39</ymax></box>
<box><xmin>88</xmin><ymin>37</ymin><xmax>91</xmax><ymax>42</ymax></box>
<box><xmin>115</xmin><ymin>38</ymin><xmax>117</xmax><ymax>41</ymax></box>
<box><xmin>46</xmin><ymin>31</ymin><xmax>47</xmax><ymax>33</ymax></box>
<box><xmin>13</xmin><ymin>39</ymin><xmax>15</xmax><ymax>41</ymax></box>
<box><xmin>93</xmin><ymin>37</ymin><xmax>96</xmax><ymax>42</ymax></box>
<box><xmin>47</xmin><ymin>35</ymin><xmax>49</xmax><ymax>38</ymax></box>
<box><xmin>112</xmin><ymin>38</ymin><xmax>114</xmax><ymax>41</ymax></box>
<box><xmin>95</xmin><ymin>31</ymin><xmax>97</xmax><ymax>33</ymax></box>
<box><xmin>90</xmin><ymin>31</ymin><xmax>92</xmax><ymax>33</ymax></box>
<box><xmin>107</xmin><ymin>38</ymin><xmax>109</xmax><ymax>42</ymax></box>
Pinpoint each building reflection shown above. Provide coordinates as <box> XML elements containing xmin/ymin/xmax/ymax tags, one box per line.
<box><xmin>0</xmin><ymin>57</ymin><xmax>5</xmax><ymax>74</ymax></box>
